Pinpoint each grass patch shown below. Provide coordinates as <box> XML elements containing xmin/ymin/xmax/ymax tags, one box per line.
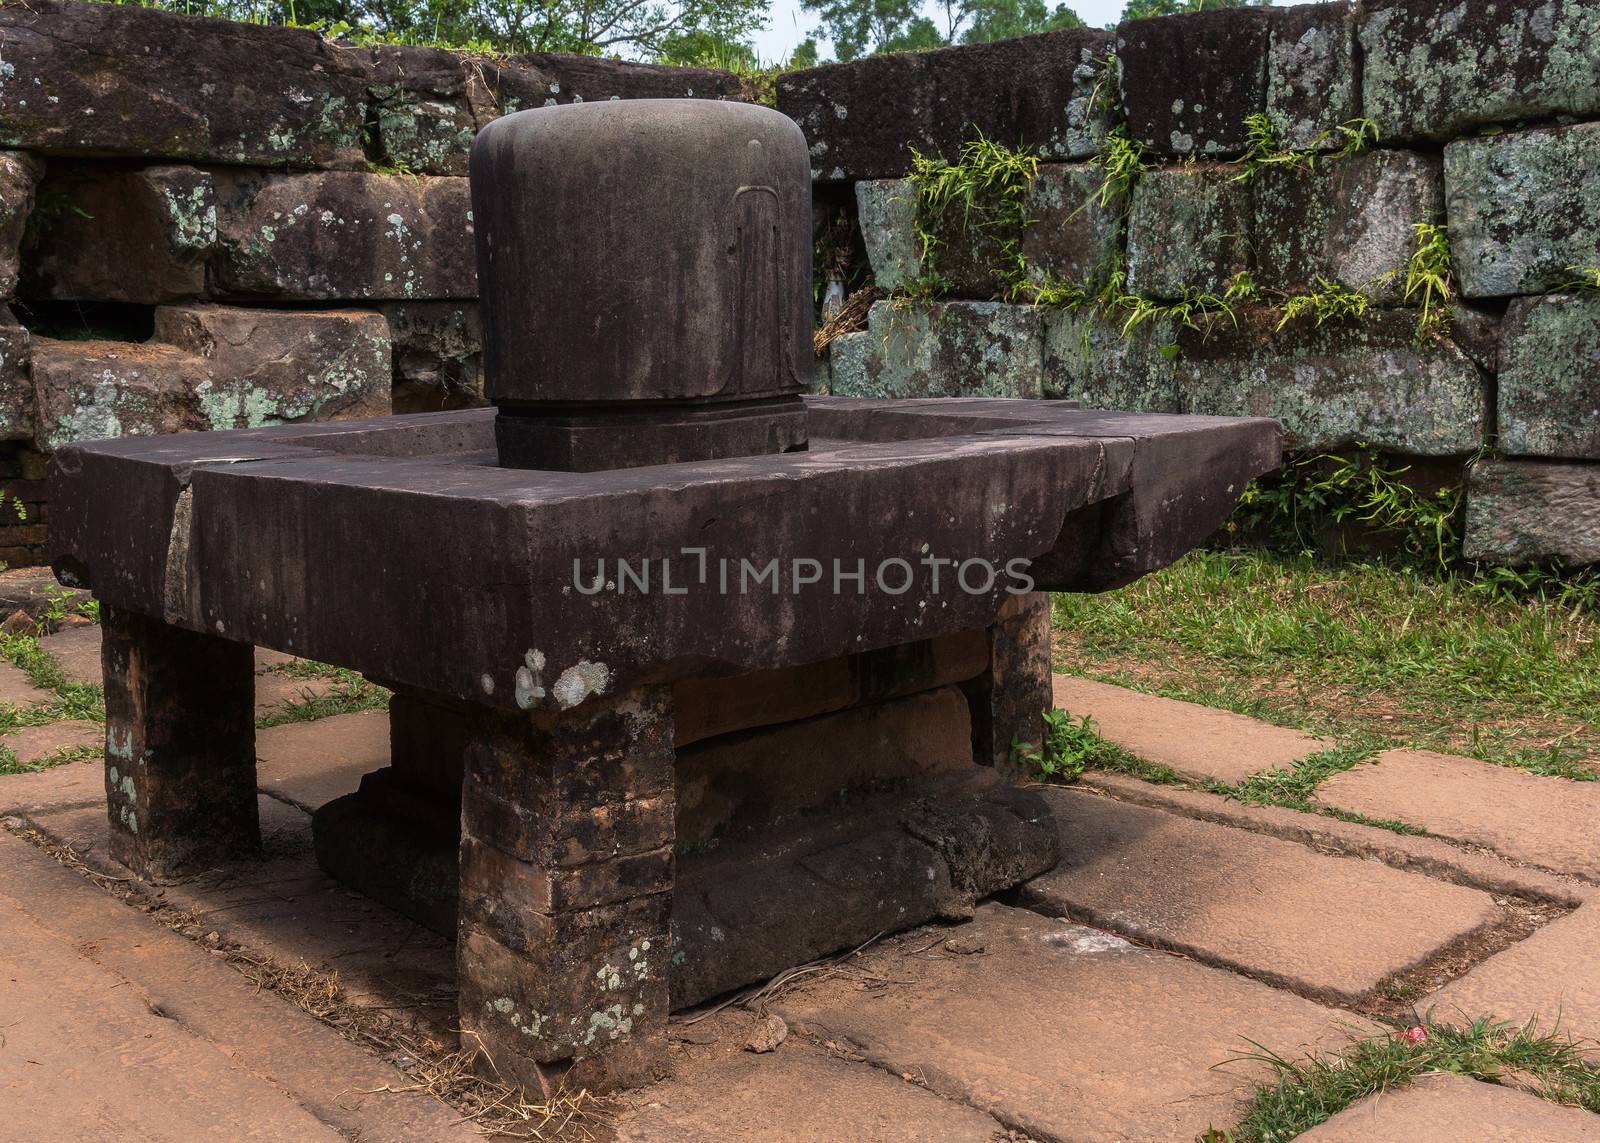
<box><xmin>1013</xmin><ymin>708</ymin><xmax>1182</xmax><ymax>784</ymax></box>
<box><xmin>255</xmin><ymin>667</ymin><xmax>389</xmax><ymax>729</ymax></box>
<box><xmin>1211</xmin><ymin>1015</ymin><xmax>1600</xmax><ymax>1141</ymax></box>
<box><xmin>1052</xmin><ymin>550</ymin><xmax>1600</xmax><ymax>780</ymax></box>
<box><xmin>0</xmin><ymin>631</ymin><xmax>106</xmax><ymax>733</ymax></box>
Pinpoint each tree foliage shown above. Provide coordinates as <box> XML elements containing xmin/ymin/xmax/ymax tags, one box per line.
<box><xmin>801</xmin><ymin>0</ymin><xmax>1083</xmax><ymax>60</ymax></box>
<box><xmin>1120</xmin><ymin>0</ymin><xmax>1270</xmax><ymax>19</ymax></box>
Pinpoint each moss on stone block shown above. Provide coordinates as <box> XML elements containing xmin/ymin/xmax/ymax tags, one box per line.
<box><xmin>1465</xmin><ymin>460</ymin><xmax>1600</xmax><ymax>567</ymax></box>
<box><xmin>1125</xmin><ymin>165</ymin><xmax>1251</xmax><ymax>300</ymax></box>
<box><xmin>829</xmin><ymin>301</ymin><xmax>1043</xmax><ymax>399</ymax></box>
<box><xmin>1499</xmin><ymin>294</ymin><xmax>1600</xmax><ymax>460</ymax></box>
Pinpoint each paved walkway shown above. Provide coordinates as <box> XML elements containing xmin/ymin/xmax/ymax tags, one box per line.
<box><xmin>0</xmin><ymin>625</ymin><xmax>1597</xmax><ymax>1140</ymax></box>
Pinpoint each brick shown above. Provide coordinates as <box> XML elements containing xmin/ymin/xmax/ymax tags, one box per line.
<box><xmin>1252</xmin><ymin>151</ymin><xmax>1443</xmax><ymax>303</ymax></box>
<box><xmin>1053</xmin><ymin>675</ymin><xmax>1330</xmax><ymax>784</ymax></box>
<box><xmin>1117</xmin><ymin>8</ymin><xmax>1271</xmax><ymax>156</ymax></box>
<box><xmin>1125</xmin><ymin>165</ymin><xmax>1251</xmax><ymax>298</ymax></box>
<box><xmin>23</xmin><ymin>165</ymin><xmax>214</xmax><ymax>303</ymax></box>
<box><xmin>1173</xmin><ymin>308</ymin><xmax>1488</xmax><ymax>456</ymax></box>
<box><xmin>0</xmin><ymin>0</ymin><xmax>369</xmax><ymax>167</ymax></box>
<box><xmin>1463</xmin><ymin>460</ymin><xmax>1600</xmax><ymax>567</ymax></box>
<box><xmin>1320</xmin><ymin>749</ymin><xmax>1600</xmax><ymax>880</ymax></box>
<box><xmin>1445</xmin><ymin>123</ymin><xmax>1600</xmax><ymax>298</ymax></box>
<box><xmin>1265</xmin><ymin>2</ymin><xmax>1358</xmax><ymax>151</ymax></box>
<box><xmin>1361</xmin><ymin>0</ymin><xmax>1600</xmax><ymax>142</ymax></box>
<box><xmin>1297</xmin><ymin>1073</ymin><xmax>1600</xmax><ymax>1142</ymax></box>
<box><xmin>1498</xmin><ymin>294</ymin><xmax>1600</xmax><ymax>460</ymax></box>
<box><xmin>1020</xmin><ymin>789</ymin><xmax>1501</xmax><ymax>1003</ymax></box>
<box><xmin>829</xmin><ymin>300</ymin><xmax>1043</xmax><ymax>399</ymax></box>
<box><xmin>773</xmin><ymin>903</ymin><xmax>1353</xmax><ymax>1142</ymax></box>
<box><xmin>1425</xmin><ymin>901</ymin><xmax>1600</xmax><ymax>1057</ymax></box>
<box><xmin>612</xmin><ymin>1010</ymin><xmax>1008</xmax><ymax>1142</ymax></box>
<box><xmin>776</xmin><ymin>29</ymin><xmax>1114</xmax><ymax>181</ymax></box>
<box><xmin>31</xmin><ymin>339</ymin><xmax>212</xmax><ymax>451</ymax></box>
<box><xmin>212</xmin><ymin>170</ymin><xmax>475</xmax><ymax>301</ymax></box>
<box><xmin>363</xmin><ymin>46</ymin><xmax>483</xmax><ymax>177</ymax></box>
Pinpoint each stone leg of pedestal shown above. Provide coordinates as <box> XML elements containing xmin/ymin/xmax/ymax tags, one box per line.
<box><xmin>965</xmin><ymin>591</ymin><xmax>1054</xmax><ymax>774</ymax></box>
<box><xmin>456</xmin><ymin>687</ymin><xmax>675</xmax><ymax>1093</ymax></box>
<box><xmin>100</xmin><ymin>605</ymin><xmax>258</xmax><ymax>880</ymax></box>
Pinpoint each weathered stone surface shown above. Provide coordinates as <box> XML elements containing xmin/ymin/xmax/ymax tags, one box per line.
<box><xmin>968</xmin><ymin>592</ymin><xmax>1053</xmax><ymax>772</ymax></box>
<box><xmin>378</xmin><ymin>302</ymin><xmax>484</xmax><ymax>413</ymax></box>
<box><xmin>0</xmin><ymin>308</ymin><xmax>32</xmax><ymax>442</ymax></box>
<box><xmin>1319</xmin><ymin>750</ymin><xmax>1600</xmax><ymax>880</ymax></box>
<box><xmin>1020</xmin><ymin>788</ymin><xmax>1501</xmax><ymax>1004</ymax></box>
<box><xmin>1498</xmin><ymin>294</ymin><xmax>1600</xmax><ymax>460</ymax></box>
<box><xmin>1464</xmin><ymin>460</ymin><xmax>1600</xmax><ymax>566</ymax></box>
<box><xmin>1053</xmin><ymin>676</ymin><xmax>1330</xmax><ymax>784</ymax></box>
<box><xmin>31</xmin><ymin>338</ymin><xmax>214</xmax><ymax>451</ymax></box>
<box><xmin>1022</xmin><ymin>163</ymin><xmax>1123</xmax><ymax>291</ymax></box>
<box><xmin>1174</xmin><ymin>308</ymin><xmax>1489</xmax><ymax>455</ymax></box>
<box><xmin>212</xmin><ymin>170</ymin><xmax>475</xmax><ymax>300</ymax></box>
<box><xmin>37</xmin><ymin>623</ymin><xmax>100</xmax><ymax>686</ymax></box>
<box><xmin>777</xmin><ymin>29</ymin><xmax>1114</xmax><ymax>181</ymax></box>
<box><xmin>1118</xmin><ymin>8</ymin><xmax>1271</xmax><ymax>156</ymax></box>
<box><xmin>1125</xmin><ymin>164</ymin><xmax>1251</xmax><ymax>297</ymax></box>
<box><xmin>1426</xmin><ymin>901</ymin><xmax>1600</xmax><ymax>1056</ymax></box>
<box><xmin>1252</xmin><ymin>151</ymin><xmax>1443</xmax><ymax>302</ymax></box>
<box><xmin>829</xmin><ymin>300</ymin><xmax>1043</xmax><ymax>399</ymax></box>
<box><xmin>24</xmin><ymin>166</ymin><xmax>214</xmax><ymax>303</ymax></box>
<box><xmin>0</xmin><ymin>0</ymin><xmax>368</xmax><ymax>167</ymax></box>
<box><xmin>0</xmin><ymin>151</ymin><xmax>41</xmax><ymax>298</ymax></box>
<box><xmin>364</xmin><ymin>46</ymin><xmax>482</xmax><ymax>176</ymax></box>
<box><xmin>1265</xmin><ymin>2</ymin><xmax>1358</xmax><ymax>151</ymax></box>
<box><xmin>611</xmin><ymin>1010</ymin><xmax>1009</xmax><ymax>1142</ymax></box>
<box><xmin>1042</xmin><ymin>307</ymin><xmax>1181</xmax><ymax>412</ymax></box>
<box><xmin>1297</xmin><ymin>1073</ymin><xmax>1600</xmax><ymax>1142</ymax></box>
<box><xmin>487</xmin><ymin>53</ymin><xmax>748</xmax><ymax>117</ymax></box>
<box><xmin>256</xmin><ymin>709</ymin><xmax>385</xmax><ymax>811</ymax></box>
<box><xmin>0</xmin><ymin>718</ymin><xmax>101</xmax><ymax>765</ymax></box>
<box><xmin>773</xmin><ymin>903</ymin><xmax>1351</xmax><ymax>1142</ymax></box>
<box><xmin>0</xmin><ymin>659</ymin><xmax>51</xmax><ymax>707</ymax></box>
<box><xmin>679</xmin><ymin>687</ymin><xmax>972</xmax><ymax>849</ymax></box>
<box><xmin>1361</xmin><ymin>0</ymin><xmax>1600</xmax><ymax>142</ymax></box>
<box><xmin>1445</xmin><ymin>123</ymin><xmax>1600</xmax><ymax>298</ymax></box>
<box><xmin>155</xmin><ymin>304</ymin><xmax>392</xmax><ymax>426</ymax></box>
<box><xmin>854</xmin><ymin>179</ymin><xmax>921</xmax><ymax>291</ymax></box>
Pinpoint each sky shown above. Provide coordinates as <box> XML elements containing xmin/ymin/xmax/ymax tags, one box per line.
<box><xmin>751</xmin><ymin>0</ymin><xmax>1317</xmax><ymax>65</ymax></box>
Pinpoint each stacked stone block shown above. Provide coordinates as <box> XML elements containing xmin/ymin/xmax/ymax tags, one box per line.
<box><xmin>784</xmin><ymin>0</ymin><xmax>1600</xmax><ymax>569</ymax></box>
<box><xmin>0</xmin><ymin>0</ymin><xmax>753</xmax><ymax>565</ymax></box>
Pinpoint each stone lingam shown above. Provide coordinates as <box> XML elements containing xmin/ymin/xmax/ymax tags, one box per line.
<box><xmin>49</xmin><ymin>100</ymin><xmax>1280</xmax><ymax>1092</ymax></box>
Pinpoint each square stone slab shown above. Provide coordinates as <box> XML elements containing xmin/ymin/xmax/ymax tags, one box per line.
<box><xmin>1295</xmin><ymin>1072</ymin><xmax>1600</xmax><ymax>1142</ymax></box>
<box><xmin>1053</xmin><ymin>675</ymin><xmax>1331</xmax><ymax>783</ymax></box>
<box><xmin>1017</xmin><ymin>789</ymin><xmax>1503</xmax><ymax>1003</ymax></box>
<box><xmin>256</xmin><ymin>709</ymin><xmax>387</xmax><ymax>811</ymax></box>
<box><xmin>1425</xmin><ymin>900</ymin><xmax>1600</xmax><ymax>1057</ymax></box>
<box><xmin>1318</xmin><ymin>750</ymin><xmax>1600</xmax><ymax>881</ymax></box>
<box><xmin>771</xmin><ymin>902</ymin><xmax>1357</xmax><ymax>1142</ymax></box>
<box><xmin>36</xmin><ymin>624</ymin><xmax>102</xmax><ymax>687</ymax></box>
<box><xmin>0</xmin><ymin>661</ymin><xmax>53</xmax><ymax>707</ymax></box>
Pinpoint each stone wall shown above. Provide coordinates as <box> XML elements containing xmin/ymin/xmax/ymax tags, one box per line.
<box><xmin>779</xmin><ymin>1</ymin><xmax>1600</xmax><ymax>569</ymax></box>
<box><xmin>0</xmin><ymin>0</ymin><xmax>752</xmax><ymax>566</ymax></box>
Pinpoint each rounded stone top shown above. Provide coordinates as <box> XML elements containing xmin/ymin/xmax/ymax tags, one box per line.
<box><xmin>470</xmin><ymin>99</ymin><xmax>813</xmax><ymax>409</ymax></box>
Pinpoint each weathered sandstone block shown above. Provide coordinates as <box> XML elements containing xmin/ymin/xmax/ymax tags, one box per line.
<box><xmin>1173</xmin><ymin>308</ymin><xmax>1487</xmax><ymax>455</ymax></box>
<box><xmin>829</xmin><ymin>301</ymin><xmax>1043</xmax><ymax>399</ymax></box>
<box><xmin>1265</xmin><ymin>2</ymin><xmax>1358</xmax><ymax>151</ymax></box>
<box><xmin>1021</xmin><ymin>164</ymin><xmax>1123</xmax><ymax>292</ymax></box>
<box><xmin>1445</xmin><ymin>123</ymin><xmax>1600</xmax><ymax>298</ymax></box>
<box><xmin>1125</xmin><ymin>166</ymin><xmax>1250</xmax><ymax>298</ymax></box>
<box><xmin>1252</xmin><ymin>150</ymin><xmax>1442</xmax><ymax>303</ymax></box>
<box><xmin>31</xmin><ymin>339</ymin><xmax>215</xmax><ymax>450</ymax></box>
<box><xmin>379</xmin><ymin>302</ymin><xmax>485</xmax><ymax>412</ymax></box>
<box><xmin>0</xmin><ymin>153</ymin><xmax>41</xmax><ymax>299</ymax></box>
<box><xmin>1118</xmin><ymin>8</ymin><xmax>1271</xmax><ymax>157</ymax></box>
<box><xmin>24</xmin><ymin>166</ymin><xmax>214</xmax><ymax>303</ymax></box>
<box><xmin>0</xmin><ymin>309</ymin><xmax>32</xmax><ymax>442</ymax></box>
<box><xmin>0</xmin><ymin>0</ymin><xmax>368</xmax><ymax>167</ymax></box>
<box><xmin>1042</xmin><ymin>308</ymin><xmax>1180</xmax><ymax>412</ymax></box>
<box><xmin>212</xmin><ymin>171</ymin><xmax>475</xmax><ymax>300</ymax></box>
<box><xmin>1465</xmin><ymin>461</ymin><xmax>1600</xmax><ymax>567</ymax></box>
<box><xmin>1361</xmin><ymin>0</ymin><xmax>1600</xmax><ymax>142</ymax></box>
<box><xmin>1498</xmin><ymin>294</ymin><xmax>1600</xmax><ymax>460</ymax></box>
<box><xmin>777</xmin><ymin>29</ymin><xmax>1114</xmax><ymax>181</ymax></box>
<box><xmin>855</xmin><ymin>180</ymin><xmax>921</xmax><ymax>291</ymax></box>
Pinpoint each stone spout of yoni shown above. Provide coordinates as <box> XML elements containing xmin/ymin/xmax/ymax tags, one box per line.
<box><xmin>469</xmin><ymin>99</ymin><xmax>813</xmax><ymax>471</ymax></box>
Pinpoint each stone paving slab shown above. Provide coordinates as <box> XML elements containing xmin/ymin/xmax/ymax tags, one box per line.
<box><xmin>1425</xmin><ymin>899</ymin><xmax>1600</xmax><ymax>1056</ymax></box>
<box><xmin>28</xmin><ymin>794</ymin><xmax>457</xmax><ymax>1021</ymax></box>
<box><xmin>0</xmin><ymin>878</ymin><xmax>346</xmax><ymax>1142</ymax></box>
<box><xmin>0</xmin><ymin>755</ymin><xmax>103</xmax><ymax>814</ymax></box>
<box><xmin>1319</xmin><ymin>750</ymin><xmax>1600</xmax><ymax>881</ymax></box>
<box><xmin>614</xmin><ymin>1010</ymin><xmax>1011</xmax><ymax>1142</ymax></box>
<box><xmin>0</xmin><ymin>717</ymin><xmax>102</xmax><ymax>764</ymax></box>
<box><xmin>0</xmin><ymin>660</ymin><xmax>52</xmax><ymax>706</ymax></box>
<box><xmin>772</xmin><ymin>902</ymin><xmax>1359</xmax><ymax>1143</ymax></box>
<box><xmin>1081</xmin><ymin>771</ymin><xmax>1592</xmax><ymax>907</ymax></box>
<box><xmin>1296</xmin><ymin>1073</ymin><xmax>1600</xmax><ymax>1142</ymax></box>
<box><xmin>1018</xmin><ymin>788</ymin><xmax>1503</xmax><ymax>1004</ymax></box>
<box><xmin>36</xmin><ymin>622</ymin><xmax>102</xmax><ymax>685</ymax></box>
<box><xmin>0</xmin><ymin>828</ymin><xmax>479</xmax><ymax>1141</ymax></box>
<box><xmin>1053</xmin><ymin>676</ymin><xmax>1331</xmax><ymax>784</ymax></box>
<box><xmin>256</xmin><ymin>708</ymin><xmax>386</xmax><ymax>810</ymax></box>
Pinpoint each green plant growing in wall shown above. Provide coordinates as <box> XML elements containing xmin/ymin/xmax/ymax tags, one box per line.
<box><xmin>906</xmin><ymin>132</ymin><xmax>1041</xmax><ymax>298</ymax></box>
<box><xmin>1276</xmin><ymin>277</ymin><xmax>1370</xmax><ymax>330</ymax></box>
<box><xmin>1084</xmin><ymin>124</ymin><xmax>1148</xmax><ymax>213</ymax></box>
<box><xmin>1382</xmin><ymin>222</ymin><xmax>1454</xmax><ymax>342</ymax></box>
<box><xmin>1558</xmin><ymin>265</ymin><xmax>1600</xmax><ymax>291</ymax></box>
<box><xmin>1233</xmin><ymin>115</ymin><xmax>1379</xmax><ymax>182</ymax></box>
